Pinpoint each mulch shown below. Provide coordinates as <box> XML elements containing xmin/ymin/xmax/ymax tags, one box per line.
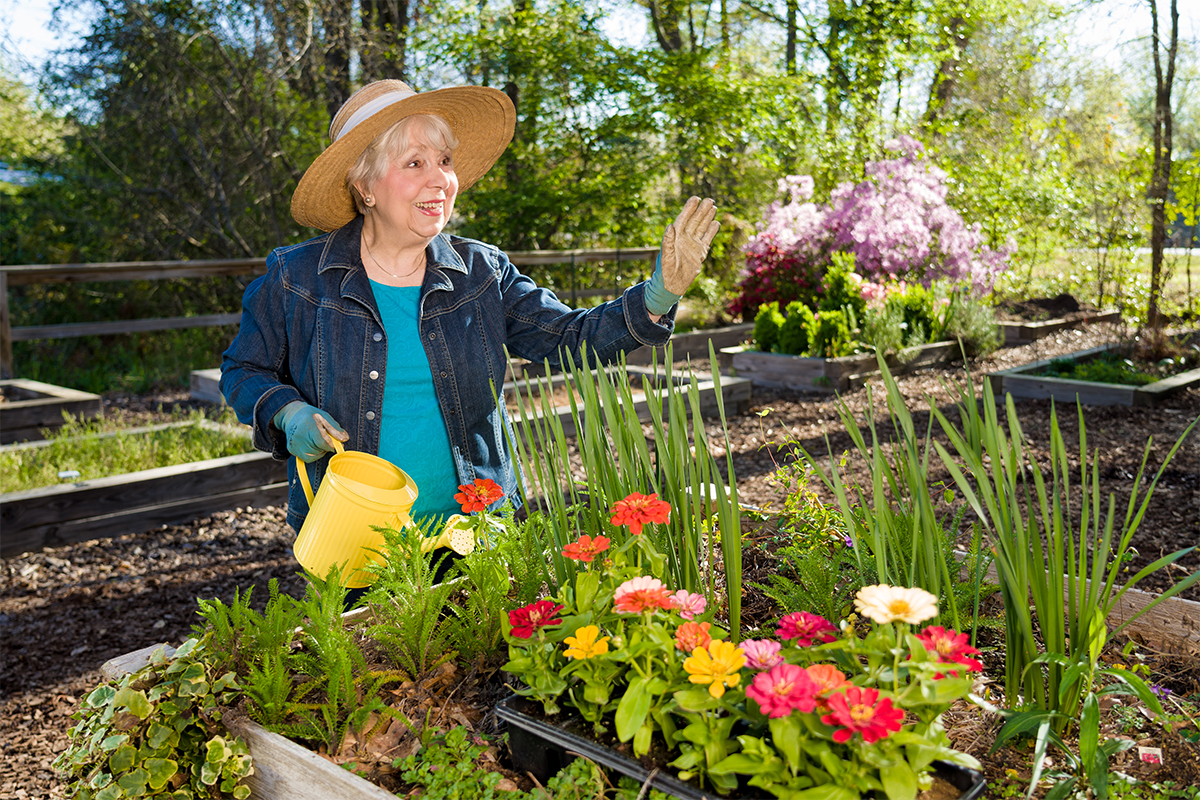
<box><xmin>2</xmin><ymin>320</ymin><xmax>1199</xmax><ymax>799</ymax></box>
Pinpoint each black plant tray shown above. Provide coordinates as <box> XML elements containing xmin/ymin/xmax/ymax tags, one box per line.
<box><xmin>496</xmin><ymin>694</ymin><xmax>986</xmax><ymax>800</ymax></box>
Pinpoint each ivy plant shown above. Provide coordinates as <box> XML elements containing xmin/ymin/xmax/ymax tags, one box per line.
<box><xmin>53</xmin><ymin>637</ymin><xmax>253</xmax><ymax>800</ymax></box>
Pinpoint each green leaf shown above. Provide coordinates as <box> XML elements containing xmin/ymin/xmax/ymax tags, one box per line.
<box><xmin>1078</xmin><ymin>694</ymin><xmax>1100</xmax><ymax>769</ymax></box>
<box><xmin>880</xmin><ymin>759</ymin><xmax>918</xmax><ymax>800</ymax></box>
<box><xmin>614</xmin><ymin>676</ymin><xmax>652</xmax><ymax>742</ymax></box>
<box><xmin>115</xmin><ymin>766</ymin><xmax>149</xmax><ymax>793</ymax></box>
<box><xmin>768</xmin><ymin>714</ymin><xmax>803</xmax><ymax>769</ymax></box>
<box><xmin>100</xmin><ymin>734</ymin><xmax>129</xmax><ymax>752</ymax></box>
<box><xmin>87</xmin><ymin>686</ymin><xmax>117</xmax><ymax>708</ymax></box>
<box><xmin>112</xmin><ymin>688</ymin><xmax>153</xmax><ymax>719</ymax></box>
<box><xmin>108</xmin><ymin>744</ymin><xmax>137</xmax><ymax>774</ymax></box>
<box><xmin>144</xmin><ymin>758</ymin><xmax>178</xmax><ymax>790</ymax></box>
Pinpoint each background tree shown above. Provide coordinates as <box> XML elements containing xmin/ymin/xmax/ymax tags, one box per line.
<box><xmin>1145</xmin><ymin>0</ymin><xmax>1179</xmax><ymax>329</ymax></box>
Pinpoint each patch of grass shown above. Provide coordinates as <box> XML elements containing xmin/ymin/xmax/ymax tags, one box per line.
<box><xmin>0</xmin><ymin>408</ymin><xmax>252</xmax><ymax>492</ymax></box>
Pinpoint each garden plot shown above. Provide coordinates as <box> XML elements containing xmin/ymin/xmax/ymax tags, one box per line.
<box><xmin>988</xmin><ymin>332</ymin><xmax>1200</xmax><ymax>406</ymax></box>
<box><xmin>720</xmin><ymin>340</ymin><xmax>959</xmax><ymax>393</ymax></box>
<box><xmin>0</xmin><ymin>378</ymin><xmax>102</xmax><ymax>444</ymax></box>
<box><xmin>0</xmin><ymin>418</ymin><xmax>285</xmax><ymax>558</ymax></box>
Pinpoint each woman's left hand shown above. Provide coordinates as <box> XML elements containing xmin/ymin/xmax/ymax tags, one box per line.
<box><xmin>645</xmin><ymin>197</ymin><xmax>720</xmax><ymax>316</ymax></box>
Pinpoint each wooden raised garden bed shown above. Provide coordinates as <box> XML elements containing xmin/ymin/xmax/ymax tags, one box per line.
<box><xmin>0</xmin><ymin>421</ymin><xmax>286</xmax><ymax>558</ymax></box>
<box><xmin>504</xmin><ymin>364</ymin><xmax>751</xmax><ymax>437</ymax></box>
<box><xmin>1000</xmin><ymin>309</ymin><xmax>1121</xmax><ymax>346</ymax></box>
<box><xmin>987</xmin><ymin>338</ymin><xmax>1200</xmax><ymax>407</ymax></box>
<box><xmin>720</xmin><ymin>340</ymin><xmax>960</xmax><ymax>393</ymax></box>
<box><xmin>625</xmin><ymin>322</ymin><xmax>753</xmax><ymax>366</ymax></box>
<box><xmin>0</xmin><ymin>379</ymin><xmax>102</xmax><ymax>444</ymax></box>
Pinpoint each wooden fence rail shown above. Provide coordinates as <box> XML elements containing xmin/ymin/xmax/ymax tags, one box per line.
<box><xmin>0</xmin><ymin>247</ymin><xmax>657</xmax><ymax>378</ymax></box>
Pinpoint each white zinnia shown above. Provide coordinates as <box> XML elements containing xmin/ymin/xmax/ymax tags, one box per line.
<box><xmin>854</xmin><ymin>584</ymin><xmax>938</xmax><ymax>625</ymax></box>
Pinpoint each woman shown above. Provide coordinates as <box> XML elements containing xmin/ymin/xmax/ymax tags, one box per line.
<box><xmin>220</xmin><ymin>79</ymin><xmax>719</xmax><ymax>535</ymax></box>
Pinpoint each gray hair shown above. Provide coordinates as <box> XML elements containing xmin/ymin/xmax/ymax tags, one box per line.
<box><xmin>346</xmin><ymin>114</ymin><xmax>460</xmax><ymax>215</ymax></box>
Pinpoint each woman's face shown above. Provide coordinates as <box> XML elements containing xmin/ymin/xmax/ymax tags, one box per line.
<box><xmin>368</xmin><ymin>134</ymin><xmax>458</xmax><ymax>246</ymax></box>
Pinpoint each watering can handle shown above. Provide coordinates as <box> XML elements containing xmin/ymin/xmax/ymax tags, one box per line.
<box><xmin>296</xmin><ymin>437</ymin><xmax>345</xmax><ymax>506</ymax></box>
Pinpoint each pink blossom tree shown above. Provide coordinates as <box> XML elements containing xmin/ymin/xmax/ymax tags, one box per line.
<box><xmin>731</xmin><ymin>136</ymin><xmax>1013</xmax><ymax>321</ymax></box>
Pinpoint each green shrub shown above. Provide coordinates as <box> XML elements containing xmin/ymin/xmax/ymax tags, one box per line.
<box><xmin>752</xmin><ymin>301</ymin><xmax>785</xmax><ymax>352</ymax></box>
<box><xmin>818</xmin><ymin>251</ymin><xmax>867</xmax><ymax>320</ymax></box>
<box><xmin>777</xmin><ymin>301</ymin><xmax>816</xmax><ymax>355</ymax></box>
<box><xmin>810</xmin><ymin>309</ymin><xmax>855</xmax><ymax>358</ymax></box>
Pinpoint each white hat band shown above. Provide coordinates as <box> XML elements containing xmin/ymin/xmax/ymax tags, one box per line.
<box><xmin>333</xmin><ymin>89</ymin><xmax>418</xmax><ymax>142</ymax></box>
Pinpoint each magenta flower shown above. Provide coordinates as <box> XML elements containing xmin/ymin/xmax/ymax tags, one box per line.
<box><xmin>745</xmin><ymin>663</ymin><xmax>819</xmax><ymax>718</ymax></box>
<box><xmin>776</xmin><ymin>612</ymin><xmax>838</xmax><ymax>646</ymax></box>
<box><xmin>740</xmin><ymin>639</ymin><xmax>784</xmax><ymax>670</ymax></box>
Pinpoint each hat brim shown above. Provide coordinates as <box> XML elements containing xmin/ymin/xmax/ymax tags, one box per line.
<box><xmin>291</xmin><ymin>86</ymin><xmax>516</xmax><ymax>232</ymax></box>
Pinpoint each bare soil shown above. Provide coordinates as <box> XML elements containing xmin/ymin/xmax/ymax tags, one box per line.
<box><xmin>3</xmin><ymin>320</ymin><xmax>1199</xmax><ymax>799</ymax></box>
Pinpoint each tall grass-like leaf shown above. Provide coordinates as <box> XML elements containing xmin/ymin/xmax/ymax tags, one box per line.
<box><xmin>792</xmin><ymin>352</ymin><xmax>985</xmax><ymax>631</ymax></box>
<box><xmin>932</xmin><ymin>373</ymin><xmax>1200</xmax><ymax>729</ymax></box>
<box><xmin>502</xmin><ymin>344</ymin><xmax>743</xmax><ymax>636</ymax></box>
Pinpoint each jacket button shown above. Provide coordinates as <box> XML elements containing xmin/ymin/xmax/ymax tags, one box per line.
<box><xmin>440</xmin><ymin>371</ymin><xmax>447</xmax><ymax>378</ymax></box>
<box><xmin>429</xmin><ymin>332</ymin><xmax>436</xmax><ymax>340</ymax></box>
<box><xmin>369</xmin><ymin>370</ymin><xmax>379</xmax><ymax>380</ymax></box>
<box><xmin>366</xmin><ymin>411</ymin><xmax>376</xmax><ymax>420</ymax></box>
<box><xmin>449</xmin><ymin>407</ymin><xmax>456</xmax><ymax>415</ymax></box>
<box><xmin>373</xmin><ymin>332</ymin><xmax>382</xmax><ymax>342</ymax></box>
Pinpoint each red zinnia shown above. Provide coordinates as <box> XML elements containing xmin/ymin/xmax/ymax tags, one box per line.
<box><xmin>915</xmin><ymin>626</ymin><xmax>984</xmax><ymax>678</ymax></box>
<box><xmin>561</xmin><ymin>534</ymin><xmax>611</xmax><ymax>563</ymax></box>
<box><xmin>776</xmin><ymin>611</ymin><xmax>838</xmax><ymax>647</ymax></box>
<box><xmin>508</xmin><ymin>600</ymin><xmax>563</xmax><ymax>639</ymax></box>
<box><xmin>455</xmin><ymin>478</ymin><xmax>505</xmax><ymax>513</ymax></box>
<box><xmin>609</xmin><ymin>492</ymin><xmax>671</xmax><ymax>535</ymax></box>
<box><xmin>821</xmin><ymin>686</ymin><xmax>905</xmax><ymax>744</ymax></box>
<box><xmin>745</xmin><ymin>663</ymin><xmax>819</xmax><ymax>719</ymax></box>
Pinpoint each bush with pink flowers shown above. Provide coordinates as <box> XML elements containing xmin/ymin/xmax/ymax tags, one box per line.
<box><xmin>732</xmin><ymin>137</ymin><xmax>1011</xmax><ymax>359</ymax></box>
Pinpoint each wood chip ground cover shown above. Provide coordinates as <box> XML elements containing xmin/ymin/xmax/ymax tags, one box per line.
<box><xmin>2</xmin><ymin>323</ymin><xmax>1199</xmax><ymax>798</ymax></box>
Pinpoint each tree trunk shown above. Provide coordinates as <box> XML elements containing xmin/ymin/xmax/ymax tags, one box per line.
<box><xmin>361</xmin><ymin>0</ymin><xmax>410</xmax><ymax>82</ymax></box>
<box><xmin>1147</xmin><ymin>0</ymin><xmax>1178</xmax><ymax>331</ymax></box>
<box><xmin>786</xmin><ymin>0</ymin><xmax>798</xmax><ymax>76</ymax></box>
<box><xmin>323</xmin><ymin>0</ymin><xmax>354</xmax><ymax>119</ymax></box>
<box><xmin>924</xmin><ymin>13</ymin><xmax>968</xmax><ymax>132</ymax></box>
<box><xmin>649</xmin><ymin>0</ymin><xmax>684</xmax><ymax>53</ymax></box>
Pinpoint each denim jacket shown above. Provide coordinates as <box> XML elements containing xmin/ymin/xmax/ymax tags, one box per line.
<box><xmin>220</xmin><ymin>215</ymin><xmax>675</xmax><ymax>531</ymax></box>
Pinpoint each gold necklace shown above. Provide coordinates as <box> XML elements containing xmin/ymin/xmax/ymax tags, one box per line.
<box><xmin>363</xmin><ymin>236</ymin><xmax>424</xmax><ymax>280</ymax></box>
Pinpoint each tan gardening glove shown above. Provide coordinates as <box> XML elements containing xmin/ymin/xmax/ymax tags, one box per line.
<box><xmin>645</xmin><ymin>197</ymin><xmax>721</xmax><ymax>315</ymax></box>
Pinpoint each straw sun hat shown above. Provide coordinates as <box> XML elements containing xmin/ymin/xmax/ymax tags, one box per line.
<box><xmin>291</xmin><ymin>80</ymin><xmax>516</xmax><ymax>232</ymax></box>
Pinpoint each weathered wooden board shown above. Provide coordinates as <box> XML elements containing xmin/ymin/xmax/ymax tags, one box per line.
<box><xmin>1001</xmin><ymin>310</ymin><xmax>1121</xmax><ymax>345</ymax></box>
<box><xmin>987</xmin><ymin>339</ymin><xmax>1200</xmax><ymax>407</ymax></box>
<box><xmin>0</xmin><ymin>379</ymin><xmax>103</xmax><ymax>443</ymax></box>
<box><xmin>1</xmin><ymin>451</ymin><xmax>287</xmax><ymax>558</ymax></box>
<box><xmin>505</xmin><ymin>367</ymin><xmax>752</xmax><ymax>438</ymax></box>
<box><xmin>724</xmin><ymin>341</ymin><xmax>960</xmax><ymax>393</ymax></box>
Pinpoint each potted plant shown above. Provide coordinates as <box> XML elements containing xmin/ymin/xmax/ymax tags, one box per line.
<box><xmin>499</xmin><ymin>490</ymin><xmax>986</xmax><ymax>800</ymax></box>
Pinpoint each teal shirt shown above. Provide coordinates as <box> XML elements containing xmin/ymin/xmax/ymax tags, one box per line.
<box><xmin>370</xmin><ymin>282</ymin><xmax>460</xmax><ymax>528</ymax></box>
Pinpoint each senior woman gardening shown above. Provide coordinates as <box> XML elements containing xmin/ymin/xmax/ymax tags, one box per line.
<box><xmin>220</xmin><ymin>79</ymin><xmax>719</xmax><ymax>546</ymax></box>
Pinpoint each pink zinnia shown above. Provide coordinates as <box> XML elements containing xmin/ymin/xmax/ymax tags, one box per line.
<box><xmin>745</xmin><ymin>663</ymin><xmax>819</xmax><ymax>718</ymax></box>
<box><xmin>776</xmin><ymin>612</ymin><xmax>838</xmax><ymax>646</ymax></box>
<box><xmin>915</xmin><ymin>626</ymin><xmax>984</xmax><ymax>678</ymax></box>
<box><xmin>668</xmin><ymin>590</ymin><xmax>707</xmax><ymax>620</ymax></box>
<box><xmin>740</xmin><ymin>639</ymin><xmax>784</xmax><ymax>670</ymax></box>
<box><xmin>613</xmin><ymin>576</ymin><xmax>673</xmax><ymax>614</ymax></box>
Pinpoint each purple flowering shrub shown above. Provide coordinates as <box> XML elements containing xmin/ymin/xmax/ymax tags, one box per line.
<box><xmin>731</xmin><ymin>136</ymin><xmax>1013</xmax><ymax>322</ymax></box>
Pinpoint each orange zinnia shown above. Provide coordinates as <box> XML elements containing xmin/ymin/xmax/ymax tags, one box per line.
<box><xmin>609</xmin><ymin>492</ymin><xmax>671</xmax><ymax>535</ymax></box>
<box><xmin>455</xmin><ymin>478</ymin><xmax>505</xmax><ymax>513</ymax></box>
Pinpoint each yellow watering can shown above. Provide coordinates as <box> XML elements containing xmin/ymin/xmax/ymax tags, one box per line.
<box><xmin>292</xmin><ymin>437</ymin><xmax>418</xmax><ymax>588</ymax></box>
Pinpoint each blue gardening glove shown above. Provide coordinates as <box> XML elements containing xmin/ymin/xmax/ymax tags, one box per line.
<box><xmin>645</xmin><ymin>196</ymin><xmax>721</xmax><ymax>315</ymax></box>
<box><xmin>273</xmin><ymin>401</ymin><xmax>348</xmax><ymax>463</ymax></box>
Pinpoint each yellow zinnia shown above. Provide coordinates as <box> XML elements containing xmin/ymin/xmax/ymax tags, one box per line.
<box><xmin>683</xmin><ymin>639</ymin><xmax>745</xmax><ymax>698</ymax></box>
<box><xmin>563</xmin><ymin>625</ymin><xmax>610</xmax><ymax>660</ymax></box>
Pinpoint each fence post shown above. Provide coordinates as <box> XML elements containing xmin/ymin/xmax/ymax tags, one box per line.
<box><xmin>570</xmin><ymin>252</ymin><xmax>577</xmax><ymax>306</ymax></box>
<box><xmin>1</xmin><ymin>271</ymin><xmax>12</xmax><ymax>379</ymax></box>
